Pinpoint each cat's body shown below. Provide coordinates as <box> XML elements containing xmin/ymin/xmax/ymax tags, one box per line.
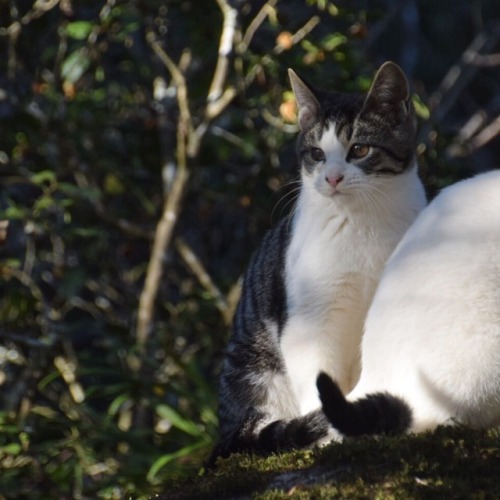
<box><xmin>318</xmin><ymin>170</ymin><xmax>500</xmax><ymax>437</ymax></box>
<box><xmin>211</xmin><ymin>62</ymin><xmax>426</xmax><ymax>462</ymax></box>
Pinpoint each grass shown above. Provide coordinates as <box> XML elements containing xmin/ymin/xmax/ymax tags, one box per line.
<box><xmin>161</xmin><ymin>426</ymin><xmax>500</xmax><ymax>499</ymax></box>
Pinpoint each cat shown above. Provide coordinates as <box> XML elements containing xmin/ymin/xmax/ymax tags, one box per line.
<box><xmin>210</xmin><ymin>61</ymin><xmax>427</xmax><ymax>463</ymax></box>
<box><xmin>318</xmin><ymin>169</ymin><xmax>500</xmax><ymax>437</ymax></box>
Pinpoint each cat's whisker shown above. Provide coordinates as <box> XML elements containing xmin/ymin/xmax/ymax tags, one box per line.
<box><xmin>272</xmin><ymin>185</ymin><xmax>302</xmax><ymax>222</ymax></box>
<box><xmin>357</xmin><ymin>183</ymin><xmax>395</xmax><ymax>218</ymax></box>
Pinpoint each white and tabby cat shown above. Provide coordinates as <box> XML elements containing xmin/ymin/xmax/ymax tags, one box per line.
<box><xmin>318</xmin><ymin>169</ymin><xmax>500</xmax><ymax>436</ymax></box>
<box><xmin>211</xmin><ymin>62</ymin><xmax>426</xmax><ymax>462</ymax></box>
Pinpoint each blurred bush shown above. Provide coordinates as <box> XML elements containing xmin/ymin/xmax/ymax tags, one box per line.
<box><xmin>0</xmin><ymin>0</ymin><xmax>498</xmax><ymax>497</ymax></box>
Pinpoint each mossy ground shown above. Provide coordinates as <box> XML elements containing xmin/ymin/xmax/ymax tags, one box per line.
<box><xmin>162</xmin><ymin>426</ymin><xmax>500</xmax><ymax>499</ymax></box>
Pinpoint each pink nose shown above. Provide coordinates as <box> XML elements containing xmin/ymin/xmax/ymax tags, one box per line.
<box><xmin>326</xmin><ymin>175</ymin><xmax>344</xmax><ymax>187</ymax></box>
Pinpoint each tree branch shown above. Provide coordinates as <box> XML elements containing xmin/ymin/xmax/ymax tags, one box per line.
<box><xmin>207</xmin><ymin>0</ymin><xmax>238</xmax><ymax>103</ymax></box>
<box><xmin>273</xmin><ymin>16</ymin><xmax>320</xmax><ymax>55</ymax></box>
<box><xmin>147</xmin><ymin>32</ymin><xmax>194</xmax><ymax>139</ymax></box>
<box><xmin>175</xmin><ymin>237</ymin><xmax>232</xmax><ymax>325</ymax></box>
<box><xmin>136</xmin><ymin>119</ymin><xmax>190</xmax><ymax>350</ymax></box>
<box><xmin>136</xmin><ymin>0</ymin><xmax>284</xmax><ymax>350</ymax></box>
<box><xmin>239</xmin><ymin>0</ymin><xmax>279</xmax><ymax>53</ymax></box>
<box><xmin>419</xmin><ymin>25</ymin><xmax>500</xmax><ymax>142</ymax></box>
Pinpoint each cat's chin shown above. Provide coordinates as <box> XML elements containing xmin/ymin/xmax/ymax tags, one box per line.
<box><xmin>319</xmin><ymin>189</ymin><xmax>347</xmax><ymax>199</ymax></box>
<box><xmin>315</xmin><ymin>184</ymin><xmax>345</xmax><ymax>198</ymax></box>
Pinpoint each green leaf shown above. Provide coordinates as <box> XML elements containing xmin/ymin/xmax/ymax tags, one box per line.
<box><xmin>146</xmin><ymin>440</ymin><xmax>208</xmax><ymax>482</ymax></box>
<box><xmin>31</xmin><ymin>170</ymin><xmax>56</xmax><ymax>185</ymax></box>
<box><xmin>412</xmin><ymin>94</ymin><xmax>430</xmax><ymax>120</ymax></box>
<box><xmin>62</xmin><ymin>48</ymin><xmax>91</xmax><ymax>84</ymax></box>
<box><xmin>156</xmin><ymin>404</ymin><xmax>201</xmax><ymax>437</ymax></box>
<box><xmin>103</xmin><ymin>173</ymin><xmax>125</xmax><ymax>195</ymax></box>
<box><xmin>58</xmin><ymin>182</ymin><xmax>102</xmax><ymax>201</ymax></box>
<box><xmin>33</xmin><ymin>195</ymin><xmax>55</xmax><ymax>214</ymax></box>
<box><xmin>0</xmin><ymin>443</ymin><xmax>21</xmax><ymax>456</ymax></box>
<box><xmin>322</xmin><ymin>32</ymin><xmax>346</xmax><ymax>51</ymax></box>
<box><xmin>107</xmin><ymin>394</ymin><xmax>131</xmax><ymax>417</ymax></box>
<box><xmin>2</xmin><ymin>205</ymin><xmax>26</xmax><ymax>219</ymax></box>
<box><xmin>66</xmin><ymin>21</ymin><xmax>93</xmax><ymax>40</ymax></box>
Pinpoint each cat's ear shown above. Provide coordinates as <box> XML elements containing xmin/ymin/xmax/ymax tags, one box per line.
<box><xmin>288</xmin><ymin>69</ymin><xmax>321</xmax><ymax>130</ymax></box>
<box><xmin>363</xmin><ymin>62</ymin><xmax>411</xmax><ymax>116</ymax></box>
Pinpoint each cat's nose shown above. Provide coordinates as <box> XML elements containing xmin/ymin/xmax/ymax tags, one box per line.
<box><xmin>326</xmin><ymin>175</ymin><xmax>344</xmax><ymax>187</ymax></box>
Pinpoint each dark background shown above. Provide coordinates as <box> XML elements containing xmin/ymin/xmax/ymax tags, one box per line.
<box><xmin>0</xmin><ymin>0</ymin><xmax>499</xmax><ymax>497</ymax></box>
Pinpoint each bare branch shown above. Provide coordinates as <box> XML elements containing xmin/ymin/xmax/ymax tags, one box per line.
<box><xmin>136</xmin><ymin>134</ymin><xmax>189</xmax><ymax>349</ymax></box>
<box><xmin>0</xmin><ymin>220</ymin><xmax>9</xmax><ymax>245</ymax></box>
<box><xmin>447</xmin><ymin>108</ymin><xmax>500</xmax><ymax>158</ymax></box>
<box><xmin>419</xmin><ymin>25</ymin><xmax>500</xmax><ymax>142</ymax></box>
<box><xmin>73</xmin><ymin>170</ymin><xmax>154</xmax><ymax>239</ymax></box>
<box><xmin>470</xmin><ymin>53</ymin><xmax>500</xmax><ymax>67</ymax></box>
<box><xmin>225</xmin><ymin>278</ymin><xmax>242</xmax><ymax>326</ymax></box>
<box><xmin>135</xmin><ymin>0</ymin><xmax>281</xmax><ymax>349</ymax></box>
<box><xmin>208</xmin><ymin>0</ymin><xmax>238</xmax><ymax>103</ymax></box>
<box><xmin>205</xmin><ymin>87</ymin><xmax>238</xmax><ymax>120</ymax></box>
<box><xmin>175</xmin><ymin>237</ymin><xmax>232</xmax><ymax>325</ymax></box>
<box><xmin>239</xmin><ymin>0</ymin><xmax>279</xmax><ymax>53</ymax></box>
<box><xmin>147</xmin><ymin>32</ymin><xmax>194</xmax><ymax>138</ymax></box>
<box><xmin>430</xmin><ymin>28</ymin><xmax>499</xmax><ymax>117</ymax></box>
<box><xmin>469</xmin><ymin>114</ymin><xmax>500</xmax><ymax>151</ymax></box>
<box><xmin>273</xmin><ymin>16</ymin><xmax>321</xmax><ymax>55</ymax></box>
<box><xmin>0</xmin><ymin>0</ymin><xmax>61</xmax><ymax>37</ymax></box>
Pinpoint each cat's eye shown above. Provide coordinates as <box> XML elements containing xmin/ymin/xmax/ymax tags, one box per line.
<box><xmin>310</xmin><ymin>148</ymin><xmax>325</xmax><ymax>162</ymax></box>
<box><xmin>350</xmin><ymin>144</ymin><xmax>371</xmax><ymax>159</ymax></box>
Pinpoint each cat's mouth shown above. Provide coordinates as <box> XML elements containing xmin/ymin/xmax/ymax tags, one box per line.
<box><xmin>316</xmin><ymin>182</ymin><xmax>347</xmax><ymax>198</ymax></box>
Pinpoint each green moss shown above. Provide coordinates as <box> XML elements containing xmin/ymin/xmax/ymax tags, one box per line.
<box><xmin>162</xmin><ymin>426</ymin><xmax>500</xmax><ymax>499</ymax></box>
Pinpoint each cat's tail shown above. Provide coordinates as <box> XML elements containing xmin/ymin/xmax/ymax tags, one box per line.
<box><xmin>207</xmin><ymin>408</ymin><xmax>329</xmax><ymax>467</ymax></box>
<box><xmin>316</xmin><ymin>372</ymin><xmax>412</xmax><ymax>437</ymax></box>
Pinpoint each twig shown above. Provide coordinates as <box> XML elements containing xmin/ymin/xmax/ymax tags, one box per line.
<box><xmin>205</xmin><ymin>87</ymin><xmax>238</xmax><ymax>121</ymax></box>
<box><xmin>273</xmin><ymin>16</ymin><xmax>321</xmax><ymax>55</ymax></box>
<box><xmin>0</xmin><ymin>0</ymin><xmax>61</xmax><ymax>37</ymax></box>
<box><xmin>420</xmin><ymin>25</ymin><xmax>500</xmax><ymax>142</ymax></box>
<box><xmin>239</xmin><ymin>0</ymin><xmax>279</xmax><ymax>53</ymax></box>
<box><xmin>468</xmin><ymin>114</ymin><xmax>500</xmax><ymax>151</ymax></box>
<box><xmin>135</xmin><ymin>33</ymin><xmax>195</xmax><ymax>351</ymax></box>
<box><xmin>147</xmin><ymin>32</ymin><xmax>194</xmax><ymax>139</ymax></box>
<box><xmin>225</xmin><ymin>278</ymin><xmax>242</xmax><ymax>326</ymax></box>
<box><xmin>136</xmin><ymin>127</ymin><xmax>189</xmax><ymax>349</ymax></box>
<box><xmin>175</xmin><ymin>237</ymin><xmax>232</xmax><ymax>325</ymax></box>
<box><xmin>0</xmin><ymin>220</ymin><xmax>8</xmax><ymax>245</ymax></box>
<box><xmin>208</xmin><ymin>0</ymin><xmax>238</xmax><ymax>103</ymax></box>
<box><xmin>204</xmin><ymin>0</ymin><xmax>241</xmax><ymax>131</ymax></box>
<box><xmin>136</xmin><ymin>0</ymin><xmax>287</xmax><ymax>348</ymax></box>
<box><xmin>471</xmin><ymin>53</ymin><xmax>500</xmax><ymax>67</ymax></box>
<box><xmin>73</xmin><ymin>170</ymin><xmax>154</xmax><ymax>240</ymax></box>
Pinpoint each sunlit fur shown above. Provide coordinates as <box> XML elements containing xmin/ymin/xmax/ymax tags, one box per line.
<box><xmin>283</xmin><ymin>126</ymin><xmax>425</xmax><ymax>417</ymax></box>
<box><xmin>343</xmin><ymin>170</ymin><xmax>500</xmax><ymax>432</ymax></box>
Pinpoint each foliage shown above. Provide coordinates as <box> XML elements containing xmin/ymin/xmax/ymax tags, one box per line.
<box><xmin>0</xmin><ymin>0</ymin><xmax>499</xmax><ymax>497</ymax></box>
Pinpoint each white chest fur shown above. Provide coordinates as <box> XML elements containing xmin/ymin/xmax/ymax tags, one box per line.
<box><xmin>281</xmin><ymin>166</ymin><xmax>425</xmax><ymax>415</ymax></box>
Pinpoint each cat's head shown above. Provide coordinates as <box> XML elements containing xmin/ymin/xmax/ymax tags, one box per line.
<box><xmin>289</xmin><ymin>62</ymin><xmax>416</xmax><ymax>199</ymax></box>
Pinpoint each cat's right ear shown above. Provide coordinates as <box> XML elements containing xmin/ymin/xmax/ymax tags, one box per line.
<box><xmin>362</xmin><ymin>62</ymin><xmax>412</xmax><ymax>117</ymax></box>
<box><xmin>288</xmin><ymin>69</ymin><xmax>321</xmax><ymax>130</ymax></box>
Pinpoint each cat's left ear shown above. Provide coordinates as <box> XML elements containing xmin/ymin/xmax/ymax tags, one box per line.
<box><xmin>288</xmin><ymin>69</ymin><xmax>321</xmax><ymax>130</ymax></box>
<box><xmin>362</xmin><ymin>61</ymin><xmax>412</xmax><ymax>116</ymax></box>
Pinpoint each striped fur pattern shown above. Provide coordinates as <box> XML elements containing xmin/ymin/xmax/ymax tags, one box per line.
<box><xmin>211</xmin><ymin>62</ymin><xmax>426</xmax><ymax>464</ymax></box>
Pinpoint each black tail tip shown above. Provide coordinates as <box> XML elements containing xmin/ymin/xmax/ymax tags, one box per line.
<box><xmin>317</xmin><ymin>372</ymin><xmax>412</xmax><ymax>437</ymax></box>
<box><xmin>317</xmin><ymin>372</ymin><xmax>346</xmax><ymax>405</ymax></box>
